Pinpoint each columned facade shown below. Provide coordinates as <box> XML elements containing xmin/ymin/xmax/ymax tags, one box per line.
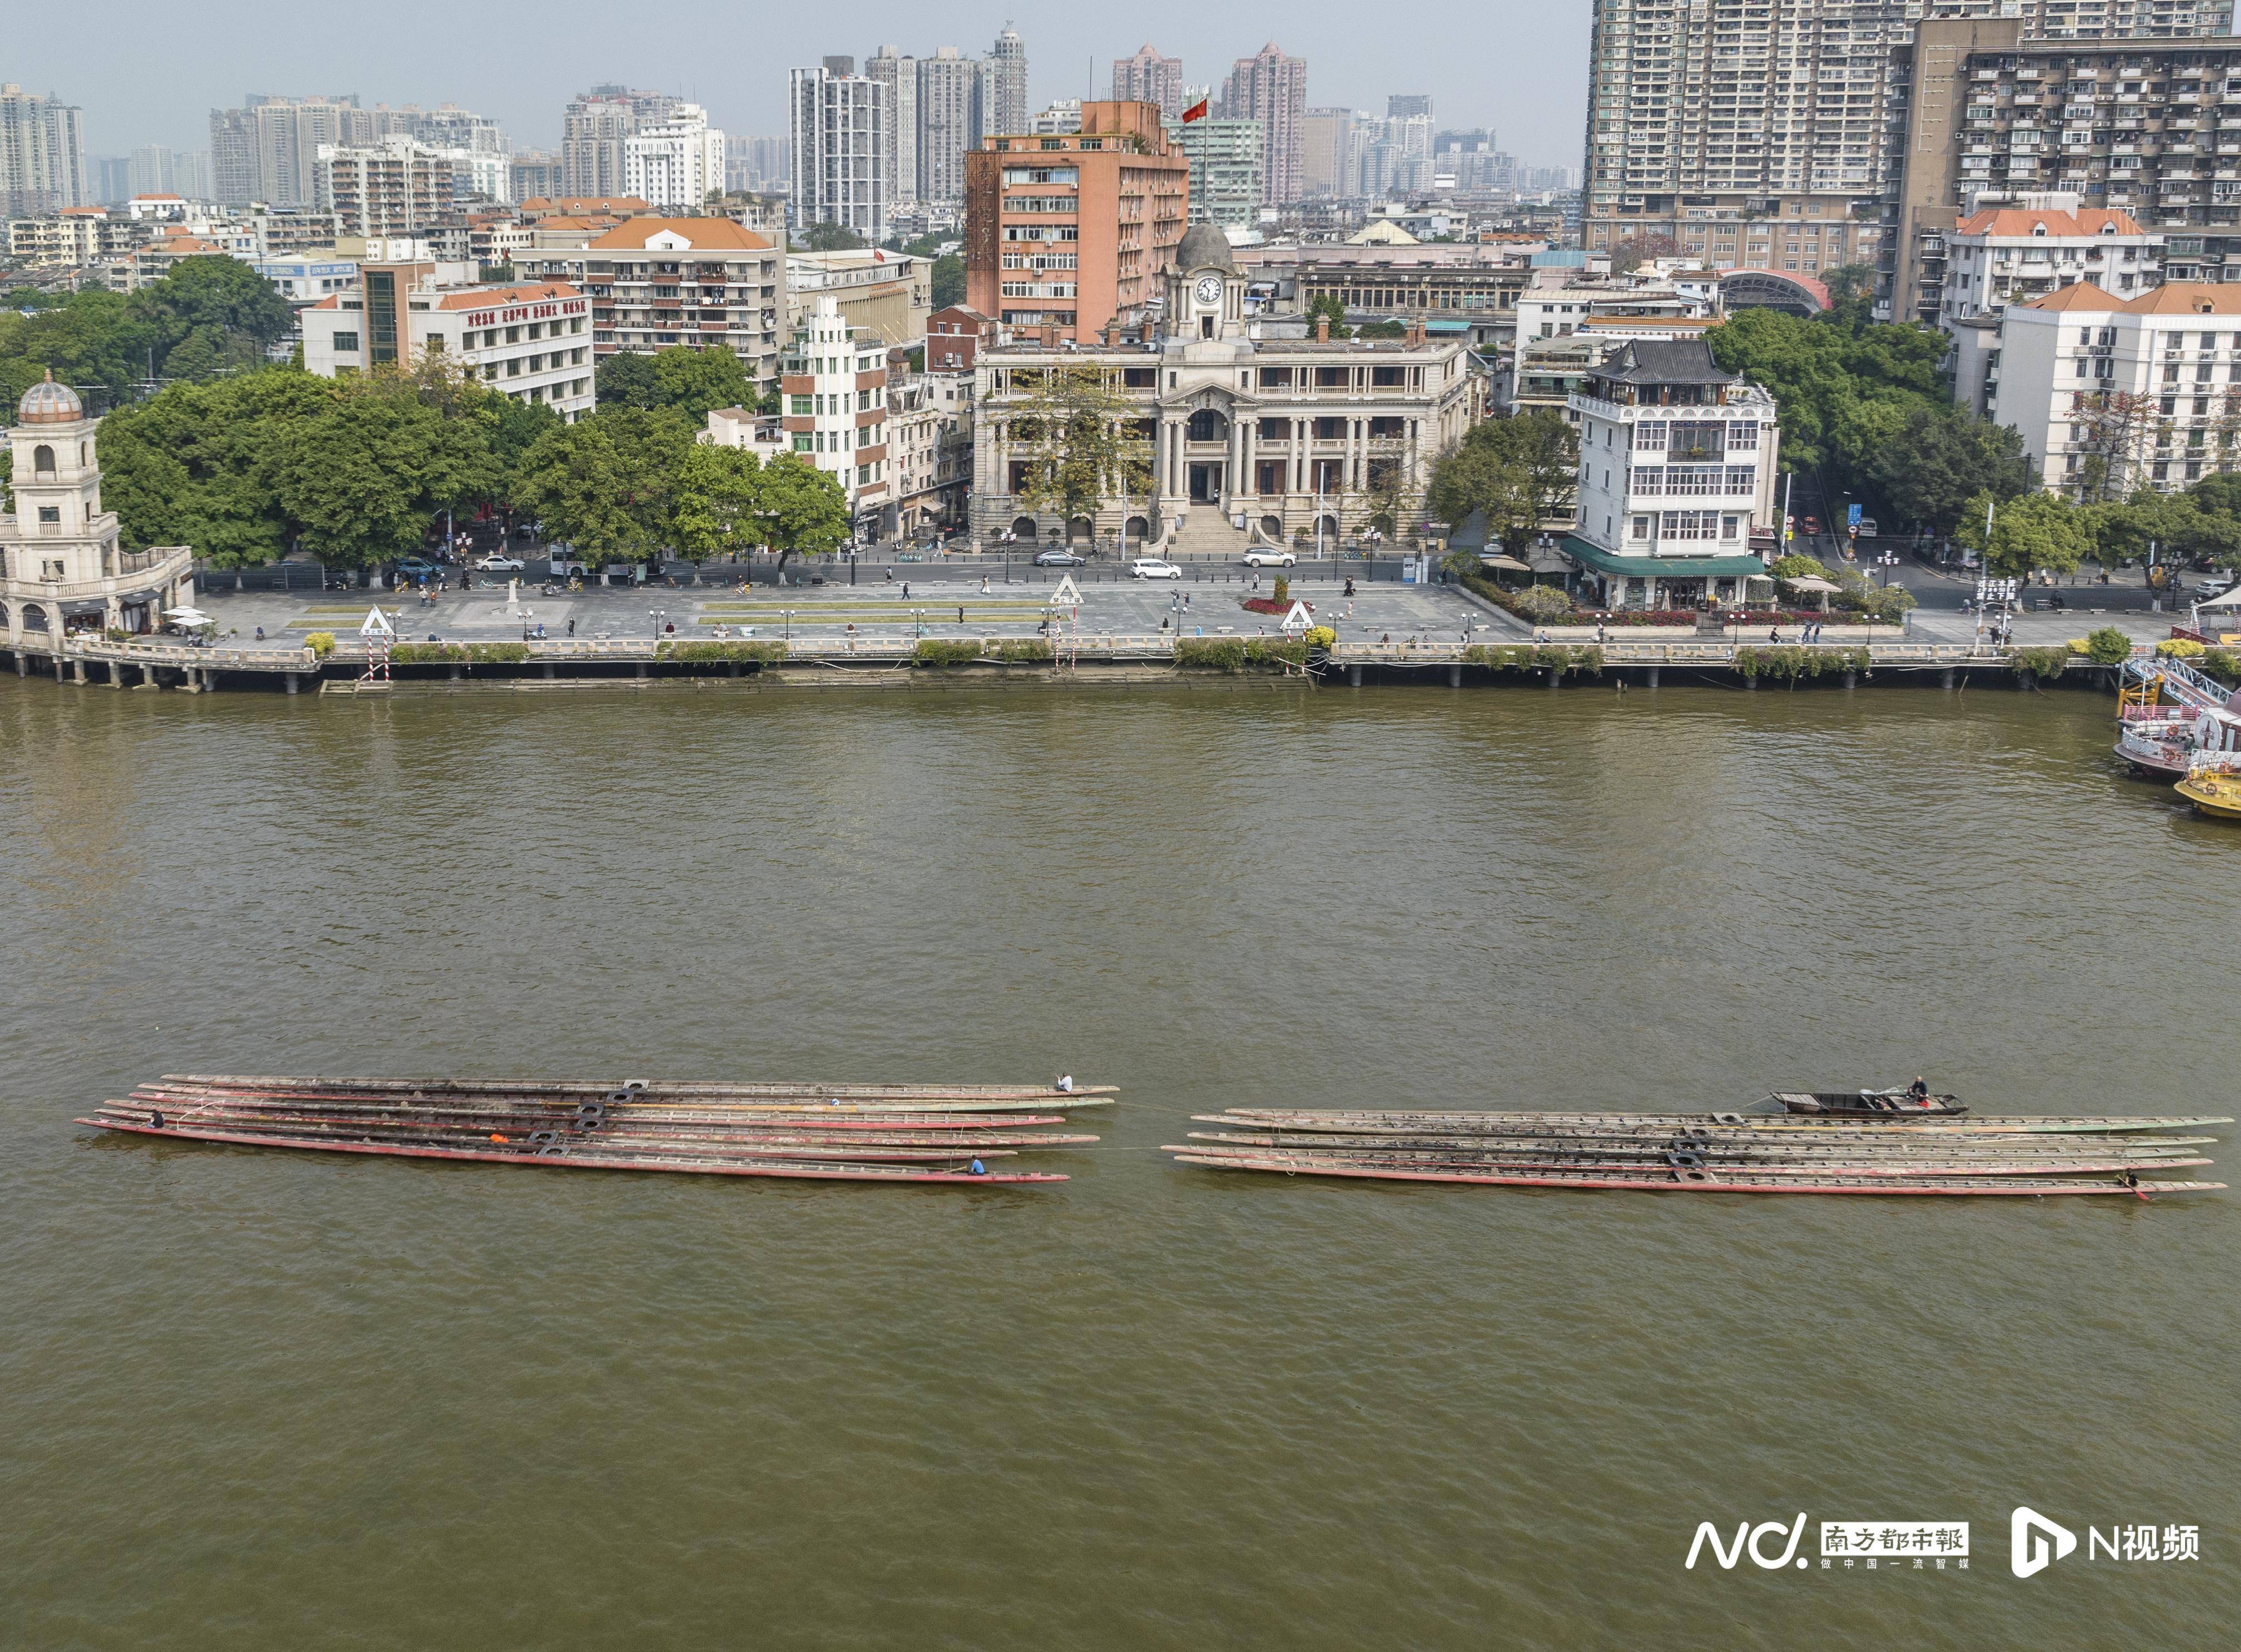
<box><xmin>971</xmin><ymin>224</ymin><xmax>1480</xmax><ymax>546</ymax></box>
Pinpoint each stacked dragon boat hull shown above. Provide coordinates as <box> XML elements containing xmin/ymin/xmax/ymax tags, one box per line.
<box><xmin>82</xmin><ymin>1075</ymin><xmax>1112</xmax><ymax>1184</ymax></box>
<box><xmin>1168</xmin><ymin>1106</ymin><xmax>2231</xmax><ymax>1198</ymax></box>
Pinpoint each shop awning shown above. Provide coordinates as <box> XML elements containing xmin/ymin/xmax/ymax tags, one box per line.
<box><xmin>1479</xmin><ymin>553</ymin><xmax>1533</xmax><ymax>573</ymax></box>
<box><xmin>1560</xmin><ymin>537</ymin><xmax>1770</xmax><ymax>580</ymax></box>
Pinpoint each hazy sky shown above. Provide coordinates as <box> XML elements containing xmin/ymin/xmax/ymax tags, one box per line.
<box><xmin>4</xmin><ymin>2</ymin><xmax>1590</xmax><ymax>169</ymax></box>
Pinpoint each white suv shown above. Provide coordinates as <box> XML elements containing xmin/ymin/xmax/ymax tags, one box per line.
<box><xmin>1242</xmin><ymin>549</ymin><xmax>1297</xmax><ymax>568</ymax></box>
<box><xmin>1130</xmin><ymin>558</ymin><xmax>1184</xmax><ymax>580</ymax></box>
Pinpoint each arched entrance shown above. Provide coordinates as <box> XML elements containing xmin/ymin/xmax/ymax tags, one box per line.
<box><xmin>1124</xmin><ymin>515</ymin><xmax>1150</xmax><ymax>545</ymax></box>
<box><xmin>19</xmin><ymin>602</ymin><xmax>50</xmax><ymax>631</ymax></box>
<box><xmin>1066</xmin><ymin>516</ymin><xmax>1094</xmax><ymax>546</ymax></box>
<box><xmin>1313</xmin><ymin>515</ymin><xmax>1340</xmax><ymax>547</ymax></box>
<box><xmin>1259</xmin><ymin>515</ymin><xmax>1283</xmax><ymax>541</ymax></box>
<box><xmin>1185</xmin><ymin>407</ymin><xmax>1230</xmax><ymax>504</ymax></box>
<box><xmin>1010</xmin><ymin>516</ymin><xmax>1039</xmax><ymax>541</ymax></box>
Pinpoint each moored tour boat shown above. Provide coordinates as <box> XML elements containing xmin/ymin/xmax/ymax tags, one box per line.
<box><xmin>2177</xmin><ymin>752</ymin><xmax>2241</xmax><ymax>819</ymax></box>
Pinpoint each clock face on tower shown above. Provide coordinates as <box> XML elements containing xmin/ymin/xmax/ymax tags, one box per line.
<box><xmin>1195</xmin><ymin>275</ymin><xmax>1223</xmax><ymax>308</ymax></box>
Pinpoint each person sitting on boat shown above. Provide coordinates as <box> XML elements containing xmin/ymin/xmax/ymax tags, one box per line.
<box><xmin>1056</xmin><ymin>1074</ymin><xmax>1075</xmax><ymax>1094</ymax></box>
<box><xmin>1907</xmin><ymin>1076</ymin><xmax>1930</xmax><ymax>1102</ymax></box>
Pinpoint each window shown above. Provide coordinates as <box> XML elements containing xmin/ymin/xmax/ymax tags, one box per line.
<box><xmin>1726</xmin><ymin>422</ymin><xmax>1757</xmax><ymax>451</ymax></box>
<box><xmin>332</xmin><ymin>331</ymin><xmax>360</xmax><ymax>352</ymax></box>
<box><xmin>38</xmin><ymin>505</ymin><xmax>61</xmax><ymax>524</ymax></box>
<box><xmin>790</xmin><ymin>395</ymin><xmax>812</xmax><ymax>414</ymax></box>
<box><xmin>1313</xmin><ymin>416</ymin><xmax>1347</xmax><ymax>440</ymax></box>
<box><xmin>33</xmin><ymin>444</ymin><xmax>54</xmax><ymax>475</ymax></box>
<box><xmin>793</xmin><ymin>435</ymin><xmax>812</xmax><ymax>452</ymax></box>
<box><xmin>1371</xmin><ymin>366</ymin><xmax>1404</xmax><ymax>387</ymax></box>
<box><xmin>1670</xmin><ymin>422</ymin><xmax>1725</xmax><ymax>460</ymax></box>
<box><xmin>1315</xmin><ymin>366</ymin><xmax>1347</xmax><ymax>387</ymax></box>
<box><xmin>1633</xmin><ymin>421</ymin><xmax>1668</xmax><ymax>452</ymax></box>
<box><xmin>1258</xmin><ymin>418</ymin><xmax>1291</xmax><ymax>440</ymax></box>
<box><xmin>1630</xmin><ymin>515</ymin><xmax>1651</xmax><ymax>541</ymax></box>
<box><xmin>1724</xmin><ymin>465</ymin><xmax>1756</xmax><ymax>494</ymax></box>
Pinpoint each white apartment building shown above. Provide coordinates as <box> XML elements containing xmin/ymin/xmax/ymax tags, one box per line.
<box><xmin>1992</xmin><ymin>281</ymin><xmax>2241</xmax><ymax>496</ymax></box>
<box><xmin>301</xmin><ymin>268</ymin><xmax>595</xmax><ymax>421</ymax></box>
<box><xmin>623</xmin><ymin>105</ymin><xmax>724</xmax><ymax>210</ymax></box>
<box><xmin>315</xmin><ymin>138</ymin><xmax>453</xmax><ymax>239</ymax></box>
<box><xmin>1565</xmin><ymin>338</ymin><xmax>1782</xmax><ymax>611</ymax></box>
<box><xmin>789</xmin><ymin>62</ymin><xmax>892</xmax><ymax>240</ymax></box>
<box><xmin>582</xmin><ymin>216</ymin><xmax>787</xmax><ymax>391</ymax></box>
<box><xmin>780</xmin><ymin>295</ymin><xmax>889</xmax><ymax>526</ymax></box>
<box><xmin>1937</xmin><ymin>199</ymin><xmax>2161</xmax><ymax>416</ymax></box>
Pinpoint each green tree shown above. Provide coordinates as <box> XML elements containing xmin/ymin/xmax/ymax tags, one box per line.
<box><xmin>98</xmin><ymin>368</ymin><xmax>337</xmax><ymax>563</ymax></box>
<box><xmin>1956</xmin><ymin>489</ymin><xmax>2089</xmax><ymax>579</ymax></box>
<box><xmin>1011</xmin><ymin>367</ymin><xmax>1154</xmax><ymax>529</ymax></box>
<box><xmin>931</xmin><ymin>251</ymin><xmax>966</xmax><ymax>310</ymax></box>
<box><xmin>274</xmin><ymin>398</ymin><xmax>442</xmax><ymax>569</ymax></box>
<box><xmin>671</xmin><ymin>445</ymin><xmax>765</xmax><ymax>561</ymax></box>
<box><xmin>129</xmin><ymin>255</ymin><xmax>294</xmax><ymax>352</ymax></box>
<box><xmin>1304</xmin><ymin>293</ymin><xmax>1352</xmax><ymax>339</ymax></box>
<box><xmin>802</xmin><ymin>221</ymin><xmax>866</xmax><ymax>251</ymax></box>
<box><xmin>1426</xmin><ymin>410</ymin><xmax>1579</xmax><ymax>551</ymax></box>
<box><xmin>596</xmin><ymin>350</ymin><xmax>662</xmax><ymax>410</ymax></box>
<box><xmin>1860</xmin><ymin>404</ymin><xmax>2036</xmax><ymax>535</ymax></box>
<box><xmin>512</xmin><ymin>407</ymin><xmax>695</xmax><ymax>563</ymax></box>
<box><xmin>754</xmin><ymin>454</ymin><xmax>850</xmax><ymax>568</ymax></box>
<box><xmin>651</xmin><ymin>345</ymin><xmax>754</xmax><ymax>421</ymax></box>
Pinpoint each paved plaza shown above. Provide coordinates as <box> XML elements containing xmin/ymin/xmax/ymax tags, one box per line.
<box><xmin>189</xmin><ymin>571</ymin><xmax>1510</xmax><ymax>649</ymax></box>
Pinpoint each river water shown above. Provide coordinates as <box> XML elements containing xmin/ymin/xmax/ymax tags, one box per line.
<box><xmin>2</xmin><ymin>676</ymin><xmax>2234</xmax><ymax>1650</ymax></box>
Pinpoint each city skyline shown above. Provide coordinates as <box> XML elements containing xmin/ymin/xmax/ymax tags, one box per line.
<box><xmin>0</xmin><ymin>3</ymin><xmax>1589</xmax><ymax>172</ymax></box>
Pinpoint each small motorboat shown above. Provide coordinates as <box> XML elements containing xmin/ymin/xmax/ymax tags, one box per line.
<box><xmin>2177</xmin><ymin>753</ymin><xmax>2241</xmax><ymax>820</ymax></box>
<box><xmin>1765</xmin><ymin>1089</ymin><xmax>1967</xmax><ymax>1119</ymax></box>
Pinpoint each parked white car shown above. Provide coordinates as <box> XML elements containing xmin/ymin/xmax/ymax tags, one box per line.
<box><xmin>474</xmin><ymin>553</ymin><xmax>526</xmax><ymax>573</ymax></box>
<box><xmin>1242</xmin><ymin>548</ymin><xmax>1297</xmax><ymax>568</ymax></box>
<box><xmin>1130</xmin><ymin>558</ymin><xmax>1184</xmax><ymax>580</ymax></box>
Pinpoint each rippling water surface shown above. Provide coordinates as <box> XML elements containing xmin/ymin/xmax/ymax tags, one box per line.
<box><xmin>2</xmin><ymin>678</ymin><xmax>2234</xmax><ymax>1649</ymax></box>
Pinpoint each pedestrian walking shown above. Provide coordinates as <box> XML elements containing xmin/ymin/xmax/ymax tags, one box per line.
<box><xmin>902</xmin><ymin>582</ymin><xmax>910</xmax><ymax>600</ymax></box>
<box><xmin>567</xmin><ymin>617</ymin><xmax>576</xmax><ymax>637</ymax></box>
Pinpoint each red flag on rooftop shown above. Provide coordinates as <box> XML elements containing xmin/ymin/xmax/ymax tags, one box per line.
<box><xmin>1182</xmin><ymin>98</ymin><xmax>1208</xmax><ymax>123</ymax></box>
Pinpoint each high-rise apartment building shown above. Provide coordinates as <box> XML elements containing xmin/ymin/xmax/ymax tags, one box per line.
<box><xmin>963</xmin><ymin>100</ymin><xmax>1189</xmax><ymax>342</ymax></box>
<box><xmin>1302</xmin><ymin>108</ymin><xmax>1359</xmax><ymax>199</ymax></box>
<box><xmin>1216</xmin><ymin>44</ymin><xmax>1307</xmax><ymax>206</ymax></box>
<box><xmin>916</xmin><ymin>48</ymin><xmax>984</xmax><ymax>204</ymax></box>
<box><xmin>866</xmin><ymin>48</ymin><xmax>920</xmax><ymax>211</ymax></box>
<box><xmin>1387</xmin><ymin>94</ymin><xmax>1433</xmax><ymax>122</ymax></box>
<box><xmin>1579</xmin><ymin>0</ymin><xmax>2228</xmax><ymax>265</ymax></box>
<box><xmin>1</xmin><ymin>84</ymin><xmax>87</xmax><ymax>215</ymax></box>
<box><xmin>986</xmin><ymin>26</ymin><xmax>1031</xmax><ymax>140</ymax></box>
<box><xmin>726</xmin><ymin>136</ymin><xmax>790</xmax><ymax>195</ymax></box>
<box><xmin>510</xmin><ymin>150</ymin><xmax>565</xmax><ymax>202</ymax></box>
<box><xmin>315</xmin><ymin>138</ymin><xmax>455</xmax><ymax>238</ymax></box>
<box><xmin>209</xmin><ymin>109</ymin><xmax>256</xmax><ymax>205</ymax></box>
<box><xmin>561</xmin><ymin>87</ymin><xmax>681</xmax><ymax>199</ymax></box>
<box><xmin>127</xmin><ymin>145</ymin><xmax>211</xmax><ymax>200</ymax></box>
<box><xmin>209</xmin><ymin>96</ymin><xmax>374</xmax><ymax>209</ymax></box>
<box><xmin>1112</xmin><ymin>44</ymin><xmax>1186</xmax><ymax>121</ymax></box>
<box><xmin>625</xmin><ymin>104</ymin><xmax>723</xmax><ymax>209</ymax></box>
<box><xmin>791</xmin><ymin>59</ymin><xmax>893</xmax><ymax>240</ymax></box>
<box><xmin>1170</xmin><ymin>118</ymin><xmax>1264</xmax><ymax>228</ymax></box>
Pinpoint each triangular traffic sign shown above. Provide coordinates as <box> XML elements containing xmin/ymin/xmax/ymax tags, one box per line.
<box><xmin>360</xmin><ymin>606</ymin><xmax>395</xmax><ymax>638</ymax></box>
<box><xmin>1280</xmin><ymin>599</ymin><xmax>1313</xmax><ymax>634</ymax></box>
<box><xmin>1049</xmin><ymin>573</ymin><xmax>1082</xmax><ymax>607</ymax></box>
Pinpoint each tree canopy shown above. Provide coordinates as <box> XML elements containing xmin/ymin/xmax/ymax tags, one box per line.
<box><xmin>1705</xmin><ymin>304</ymin><xmax>2037</xmax><ymax>535</ymax></box>
<box><xmin>1427</xmin><ymin>409</ymin><xmax>1579</xmax><ymax>551</ymax></box>
<box><xmin>0</xmin><ymin>256</ymin><xmax>294</xmax><ymax>407</ymax></box>
<box><xmin>96</xmin><ymin>354</ymin><xmax>557</xmax><ymax>568</ymax></box>
<box><xmin>595</xmin><ymin>344</ymin><xmax>756</xmax><ymax>420</ymax></box>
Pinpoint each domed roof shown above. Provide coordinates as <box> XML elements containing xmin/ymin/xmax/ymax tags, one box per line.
<box><xmin>16</xmin><ymin>370</ymin><xmax>84</xmax><ymax>425</ymax></box>
<box><xmin>1174</xmin><ymin>222</ymin><xmax>1237</xmax><ymax>275</ymax></box>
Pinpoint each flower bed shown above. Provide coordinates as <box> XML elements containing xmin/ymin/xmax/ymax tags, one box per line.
<box><xmin>1240</xmin><ymin>595</ymin><xmax>1310</xmax><ymax>616</ymax></box>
